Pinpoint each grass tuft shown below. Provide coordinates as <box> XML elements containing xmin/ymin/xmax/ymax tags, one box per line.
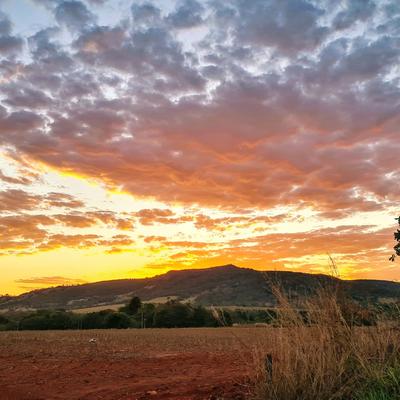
<box><xmin>251</xmin><ymin>280</ymin><xmax>400</xmax><ymax>400</ymax></box>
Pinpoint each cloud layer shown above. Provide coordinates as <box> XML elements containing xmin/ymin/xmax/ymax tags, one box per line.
<box><xmin>0</xmin><ymin>0</ymin><xmax>399</xmax><ymax>213</ymax></box>
<box><xmin>0</xmin><ymin>0</ymin><xmax>399</xmax><ymax>291</ymax></box>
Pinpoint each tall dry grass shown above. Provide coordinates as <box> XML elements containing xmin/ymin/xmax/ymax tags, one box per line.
<box><xmin>251</xmin><ymin>281</ymin><xmax>400</xmax><ymax>400</ymax></box>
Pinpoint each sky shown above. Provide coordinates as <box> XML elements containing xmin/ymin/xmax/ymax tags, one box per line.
<box><xmin>0</xmin><ymin>0</ymin><xmax>399</xmax><ymax>295</ymax></box>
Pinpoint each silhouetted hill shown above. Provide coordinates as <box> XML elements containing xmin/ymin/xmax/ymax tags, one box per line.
<box><xmin>1</xmin><ymin>265</ymin><xmax>400</xmax><ymax>311</ymax></box>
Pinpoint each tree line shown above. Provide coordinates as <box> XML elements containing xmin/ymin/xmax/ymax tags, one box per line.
<box><xmin>0</xmin><ymin>297</ymin><xmax>272</xmax><ymax>331</ymax></box>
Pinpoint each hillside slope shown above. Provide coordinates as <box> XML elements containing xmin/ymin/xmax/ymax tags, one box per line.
<box><xmin>1</xmin><ymin>265</ymin><xmax>400</xmax><ymax>310</ymax></box>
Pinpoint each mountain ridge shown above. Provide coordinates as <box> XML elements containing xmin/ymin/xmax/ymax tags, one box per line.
<box><xmin>1</xmin><ymin>264</ymin><xmax>400</xmax><ymax>311</ymax></box>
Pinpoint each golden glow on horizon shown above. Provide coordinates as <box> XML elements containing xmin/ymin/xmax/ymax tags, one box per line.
<box><xmin>0</xmin><ymin>152</ymin><xmax>398</xmax><ymax>295</ymax></box>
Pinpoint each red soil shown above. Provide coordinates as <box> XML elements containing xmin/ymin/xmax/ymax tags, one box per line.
<box><xmin>0</xmin><ymin>330</ymin><xmax>252</xmax><ymax>400</ymax></box>
<box><xmin>1</xmin><ymin>353</ymin><xmax>247</xmax><ymax>400</ymax></box>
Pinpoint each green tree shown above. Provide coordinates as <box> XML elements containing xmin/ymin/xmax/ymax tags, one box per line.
<box><xmin>19</xmin><ymin>311</ymin><xmax>74</xmax><ymax>330</ymax></box>
<box><xmin>19</xmin><ymin>315</ymin><xmax>48</xmax><ymax>330</ymax></box>
<box><xmin>81</xmin><ymin>310</ymin><xmax>113</xmax><ymax>329</ymax></box>
<box><xmin>131</xmin><ymin>303</ymin><xmax>155</xmax><ymax>328</ymax></box>
<box><xmin>125</xmin><ymin>296</ymin><xmax>142</xmax><ymax>315</ymax></box>
<box><xmin>0</xmin><ymin>314</ymin><xmax>10</xmax><ymax>330</ymax></box>
<box><xmin>104</xmin><ymin>312</ymin><xmax>131</xmax><ymax>329</ymax></box>
<box><xmin>191</xmin><ymin>305</ymin><xmax>217</xmax><ymax>327</ymax></box>
<box><xmin>153</xmin><ymin>301</ymin><xmax>192</xmax><ymax>328</ymax></box>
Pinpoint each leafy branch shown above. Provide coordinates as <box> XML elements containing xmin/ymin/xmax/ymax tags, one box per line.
<box><xmin>389</xmin><ymin>216</ymin><xmax>400</xmax><ymax>262</ymax></box>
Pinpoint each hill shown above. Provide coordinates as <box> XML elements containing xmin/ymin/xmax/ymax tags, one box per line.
<box><xmin>1</xmin><ymin>265</ymin><xmax>400</xmax><ymax>311</ymax></box>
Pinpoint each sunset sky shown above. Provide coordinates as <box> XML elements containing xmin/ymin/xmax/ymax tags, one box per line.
<box><xmin>0</xmin><ymin>0</ymin><xmax>399</xmax><ymax>295</ymax></box>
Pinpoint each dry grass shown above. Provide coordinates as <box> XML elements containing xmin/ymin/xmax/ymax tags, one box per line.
<box><xmin>72</xmin><ymin>303</ymin><xmax>125</xmax><ymax>313</ymax></box>
<box><xmin>250</xmin><ymin>284</ymin><xmax>400</xmax><ymax>400</ymax></box>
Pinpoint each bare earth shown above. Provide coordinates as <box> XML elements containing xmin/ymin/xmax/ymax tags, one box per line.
<box><xmin>0</xmin><ymin>328</ymin><xmax>264</xmax><ymax>400</ymax></box>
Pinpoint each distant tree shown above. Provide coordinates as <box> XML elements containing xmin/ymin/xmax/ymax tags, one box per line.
<box><xmin>104</xmin><ymin>312</ymin><xmax>131</xmax><ymax>329</ymax></box>
<box><xmin>19</xmin><ymin>310</ymin><xmax>74</xmax><ymax>330</ymax></box>
<box><xmin>81</xmin><ymin>310</ymin><xmax>113</xmax><ymax>329</ymax></box>
<box><xmin>389</xmin><ymin>216</ymin><xmax>400</xmax><ymax>262</ymax></box>
<box><xmin>153</xmin><ymin>301</ymin><xmax>192</xmax><ymax>328</ymax></box>
<box><xmin>191</xmin><ymin>305</ymin><xmax>218</xmax><ymax>327</ymax></box>
<box><xmin>132</xmin><ymin>303</ymin><xmax>155</xmax><ymax>328</ymax></box>
<box><xmin>19</xmin><ymin>315</ymin><xmax>47</xmax><ymax>330</ymax></box>
<box><xmin>126</xmin><ymin>296</ymin><xmax>142</xmax><ymax>315</ymax></box>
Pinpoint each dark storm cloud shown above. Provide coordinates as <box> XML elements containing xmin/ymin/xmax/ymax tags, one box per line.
<box><xmin>0</xmin><ymin>0</ymin><xmax>399</xmax><ymax>218</ymax></box>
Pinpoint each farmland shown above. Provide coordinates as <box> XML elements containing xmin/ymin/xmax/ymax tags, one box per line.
<box><xmin>0</xmin><ymin>327</ymin><xmax>262</xmax><ymax>400</ymax></box>
<box><xmin>2</xmin><ymin>313</ymin><xmax>400</xmax><ymax>399</ymax></box>
<box><xmin>2</xmin><ymin>286</ymin><xmax>400</xmax><ymax>400</ymax></box>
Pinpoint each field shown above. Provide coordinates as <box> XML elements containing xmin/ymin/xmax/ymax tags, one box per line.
<box><xmin>2</xmin><ymin>288</ymin><xmax>400</xmax><ymax>400</ymax></box>
<box><xmin>0</xmin><ymin>327</ymin><xmax>263</xmax><ymax>400</ymax></box>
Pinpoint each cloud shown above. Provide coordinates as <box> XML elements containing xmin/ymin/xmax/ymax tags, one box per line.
<box><xmin>146</xmin><ymin>225</ymin><xmax>392</xmax><ymax>278</ymax></box>
<box><xmin>135</xmin><ymin>208</ymin><xmax>192</xmax><ymax>225</ymax></box>
<box><xmin>74</xmin><ymin>25</ymin><xmax>126</xmax><ymax>54</ymax></box>
<box><xmin>0</xmin><ymin>190</ymin><xmax>42</xmax><ymax>212</ymax></box>
<box><xmin>0</xmin><ymin>170</ymin><xmax>33</xmax><ymax>185</ymax></box>
<box><xmin>54</xmin><ymin>1</ymin><xmax>95</xmax><ymax>31</ymax></box>
<box><xmin>0</xmin><ymin>189</ymin><xmax>86</xmax><ymax>212</ymax></box>
<box><xmin>0</xmin><ymin>206</ymin><xmax>135</xmax><ymax>255</ymax></box>
<box><xmin>167</xmin><ymin>0</ymin><xmax>205</xmax><ymax>29</ymax></box>
<box><xmin>53</xmin><ymin>214</ymin><xmax>96</xmax><ymax>227</ymax></box>
<box><xmin>45</xmin><ymin>193</ymin><xmax>85</xmax><ymax>209</ymax></box>
<box><xmin>131</xmin><ymin>3</ymin><xmax>162</xmax><ymax>26</ymax></box>
<box><xmin>0</xmin><ymin>12</ymin><xmax>23</xmax><ymax>55</ymax></box>
<box><xmin>333</xmin><ymin>0</ymin><xmax>376</xmax><ymax>31</ymax></box>
<box><xmin>3</xmin><ymin>85</ymin><xmax>53</xmax><ymax>109</ymax></box>
<box><xmin>218</xmin><ymin>0</ymin><xmax>329</xmax><ymax>55</ymax></box>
